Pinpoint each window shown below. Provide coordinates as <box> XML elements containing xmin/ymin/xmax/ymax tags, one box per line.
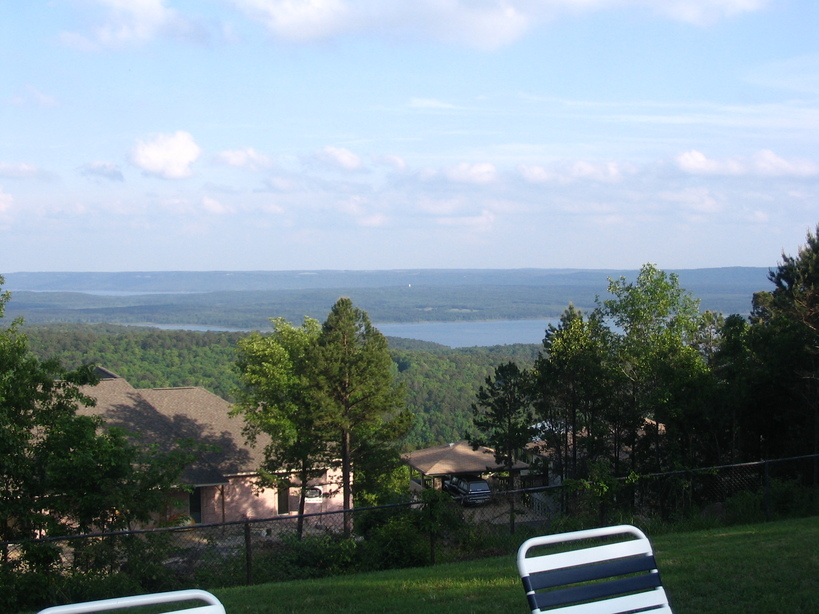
<box><xmin>277</xmin><ymin>487</ymin><xmax>290</xmax><ymax>514</ymax></box>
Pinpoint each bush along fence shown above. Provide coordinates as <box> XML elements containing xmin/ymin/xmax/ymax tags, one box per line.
<box><xmin>4</xmin><ymin>454</ymin><xmax>818</xmax><ymax>612</ymax></box>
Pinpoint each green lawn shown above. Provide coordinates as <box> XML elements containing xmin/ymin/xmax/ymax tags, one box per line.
<box><xmin>210</xmin><ymin>516</ymin><xmax>819</xmax><ymax>614</ymax></box>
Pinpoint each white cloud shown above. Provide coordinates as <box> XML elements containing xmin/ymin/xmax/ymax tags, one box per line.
<box><xmin>131</xmin><ymin>131</ymin><xmax>201</xmax><ymax>179</ymax></box>
<box><xmin>228</xmin><ymin>0</ymin><xmax>350</xmax><ymax>42</ymax></box>
<box><xmin>676</xmin><ymin>150</ymin><xmax>745</xmax><ymax>175</ymax></box>
<box><xmin>660</xmin><ymin>187</ymin><xmax>722</xmax><ymax>214</ymax></box>
<box><xmin>676</xmin><ymin>149</ymin><xmax>819</xmax><ymax>177</ymax></box>
<box><xmin>373</xmin><ymin>154</ymin><xmax>407</xmax><ymax>171</ymax></box>
<box><xmin>445</xmin><ymin>162</ymin><xmax>497</xmax><ymax>184</ymax></box>
<box><xmin>61</xmin><ymin>0</ymin><xmax>197</xmax><ymax>48</ymax></box>
<box><xmin>80</xmin><ymin>161</ymin><xmax>124</xmax><ymax>182</ymax></box>
<box><xmin>215</xmin><ymin>147</ymin><xmax>272</xmax><ymax>171</ymax></box>
<box><xmin>226</xmin><ymin>0</ymin><xmax>770</xmax><ymax>49</ymax></box>
<box><xmin>202</xmin><ymin>196</ymin><xmax>232</xmax><ymax>214</ymax></box>
<box><xmin>436</xmin><ymin>209</ymin><xmax>495</xmax><ymax>231</ymax></box>
<box><xmin>648</xmin><ymin>0</ymin><xmax>771</xmax><ymax>26</ymax></box>
<box><xmin>0</xmin><ymin>162</ymin><xmax>46</xmax><ymax>179</ymax></box>
<box><xmin>315</xmin><ymin>146</ymin><xmax>363</xmax><ymax>171</ymax></box>
<box><xmin>10</xmin><ymin>85</ymin><xmax>58</xmax><ymax>108</ymax></box>
<box><xmin>519</xmin><ymin>160</ymin><xmax>624</xmax><ymax>184</ymax></box>
<box><xmin>752</xmin><ymin>149</ymin><xmax>819</xmax><ymax>177</ymax></box>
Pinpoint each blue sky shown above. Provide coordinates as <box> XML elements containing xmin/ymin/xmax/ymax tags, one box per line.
<box><xmin>1</xmin><ymin>0</ymin><xmax>818</xmax><ymax>272</ymax></box>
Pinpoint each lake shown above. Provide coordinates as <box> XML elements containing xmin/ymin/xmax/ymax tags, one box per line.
<box><xmin>377</xmin><ymin>319</ymin><xmax>557</xmax><ymax>348</ymax></box>
<box><xmin>134</xmin><ymin>319</ymin><xmax>557</xmax><ymax>348</ymax></box>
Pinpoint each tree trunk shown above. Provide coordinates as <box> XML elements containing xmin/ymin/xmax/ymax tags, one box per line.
<box><xmin>341</xmin><ymin>428</ymin><xmax>352</xmax><ymax>536</ymax></box>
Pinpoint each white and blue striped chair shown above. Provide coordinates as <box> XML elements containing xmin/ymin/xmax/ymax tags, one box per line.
<box><xmin>37</xmin><ymin>589</ymin><xmax>225</xmax><ymax>614</ymax></box>
<box><xmin>517</xmin><ymin>525</ymin><xmax>672</xmax><ymax>613</ymax></box>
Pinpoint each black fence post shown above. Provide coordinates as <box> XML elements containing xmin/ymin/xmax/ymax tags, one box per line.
<box><xmin>244</xmin><ymin>520</ymin><xmax>253</xmax><ymax>585</ymax></box>
<box><xmin>764</xmin><ymin>460</ymin><xmax>771</xmax><ymax>522</ymax></box>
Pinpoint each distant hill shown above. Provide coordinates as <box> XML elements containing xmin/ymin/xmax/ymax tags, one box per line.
<box><xmin>1</xmin><ymin>268</ymin><xmax>769</xmax><ymax>328</ymax></box>
<box><xmin>3</xmin><ymin>267</ymin><xmax>768</xmax><ymax>293</ymax></box>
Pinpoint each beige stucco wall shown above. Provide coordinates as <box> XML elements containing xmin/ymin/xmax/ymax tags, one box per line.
<box><xmin>195</xmin><ymin>468</ymin><xmax>345</xmax><ymax>524</ymax></box>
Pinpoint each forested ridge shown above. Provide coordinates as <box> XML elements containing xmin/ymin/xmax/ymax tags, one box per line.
<box><xmin>4</xmin><ymin>267</ymin><xmax>765</xmax><ymax>328</ymax></box>
<box><xmin>23</xmin><ymin>323</ymin><xmax>538</xmax><ymax>449</ymax></box>
<box><xmin>15</xmin><ymin>234</ymin><xmax>819</xmax><ymax>474</ymax></box>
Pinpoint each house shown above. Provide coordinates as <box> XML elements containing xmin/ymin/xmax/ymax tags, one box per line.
<box><xmin>402</xmin><ymin>440</ymin><xmax>529</xmax><ymax>493</ymax></box>
<box><xmin>78</xmin><ymin>368</ymin><xmax>343</xmax><ymax>525</ymax></box>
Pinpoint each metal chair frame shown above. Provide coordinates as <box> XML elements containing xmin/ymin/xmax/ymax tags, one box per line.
<box><xmin>36</xmin><ymin>589</ymin><xmax>226</xmax><ymax>614</ymax></box>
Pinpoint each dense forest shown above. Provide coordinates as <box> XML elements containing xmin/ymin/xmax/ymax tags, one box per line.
<box><xmin>13</xmin><ymin>235</ymin><xmax>819</xmax><ymax>478</ymax></box>
<box><xmin>23</xmin><ymin>323</ymin><xmax>538</xmax><ymax>449</ymax></box>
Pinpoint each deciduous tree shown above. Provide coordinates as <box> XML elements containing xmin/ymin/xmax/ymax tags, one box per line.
<box><xmin>232</xmin><ymin>317</ymin><xmax>333</xmax><ymax>539</ymax></box>
<box><xmin>0</xmin><ymin>277</ymin><xmax>192</xmax><ymax>569</ymax></box>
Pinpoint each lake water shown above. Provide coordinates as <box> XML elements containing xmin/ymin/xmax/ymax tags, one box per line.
<box><xmin>377</xmin><ymin>319</ymin><xmax>557</xmax><ymax>348</ymax></box>
<box><xmin>135</xmin><ymin>319</ymin><xmax>557</xmax><ymax>348</ymax></box>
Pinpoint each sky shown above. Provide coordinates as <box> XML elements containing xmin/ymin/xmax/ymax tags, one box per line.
<box><xmin>1</xmin><ymin>0</ymin><xmax>818</xmax><ymax>273</ymax></box>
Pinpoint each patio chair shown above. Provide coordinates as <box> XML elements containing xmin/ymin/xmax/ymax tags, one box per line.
<box><xmin>516</xmin><ymin>524</ymin><xmax>672</xmax><ymax>613</ymax></box>
<box><xmin>36</xmin><ymin>589</ymin><xmax>225</xmax><ymax>614</ymax></box>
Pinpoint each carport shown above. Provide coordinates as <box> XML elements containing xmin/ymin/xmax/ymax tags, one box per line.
<box><xmin>402</xmin><ymin>441</ymin><xmax>528</xmax><ymax>493</ymax></box>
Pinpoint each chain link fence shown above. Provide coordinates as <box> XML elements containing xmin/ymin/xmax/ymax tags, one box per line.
<box><xmin>4</xmin><ymin>454</ymin><xmax>818</xmax><ymax>611</ymax></box>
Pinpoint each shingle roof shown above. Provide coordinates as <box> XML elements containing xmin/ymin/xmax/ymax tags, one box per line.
<box><xmin>402</xmin><ymin>440</ymin><xmax>528</xmax><ymax>476</ymax></box>
<box><xmin>78</xmin><ymin>368</ymin><xmax>264</xmax><ymax>485</ymax></box>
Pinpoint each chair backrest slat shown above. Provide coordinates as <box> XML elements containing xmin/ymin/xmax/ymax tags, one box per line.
<box><xmin>527</xmin><ymin>553</ymin><xmax>659</xmax><ymax>591</ymax></box>
<box><xmin>522</xmin><ymin>538</ymin><xmax>652</xmax><ymax>575</ymax></box>
<box><xmin>517</xmin><ymin>525</ymin><xmax>672</xmax><ymax>614</ymax></box>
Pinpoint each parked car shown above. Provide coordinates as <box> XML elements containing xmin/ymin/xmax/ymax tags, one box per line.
<box><xmin>443</xmin><ymin>474</ymin><xmax>492</xmax><ymax>505</ymax></box>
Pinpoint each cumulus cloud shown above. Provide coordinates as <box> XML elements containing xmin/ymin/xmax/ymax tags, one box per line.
<box><xmin>436</xmin><ymin>209</ymin><xmax>495</xmax><ymax>231</ymax></box>
<box><xmin>227</xmin><ymin>0</ymin><xmax>351</xmax><ymax>42</ymax></box>
<box><xmin>80</xmin><ymin>161</ymin><xmax>124</xmax><ymax>182</ymax></box>
<box><xmin>314</xmin><ymin>146</ymin><xmax>363</xmax><ymax>171</ymax></box>
<box><xmin>445</xmin><ymin>162</ymin><xmax>497</xmax><ymax>184</ymax></box>
<box><xmin>0</xmin><ymin>162</ymin><xmax>46</xmax><ymax>179</ymax></box>
<box><xmin>373</xmin><ymin>154</ymin><xmax>407</xmax><ymax>171</ymax></box>
<box><xmin>519</xmin><ymin>160</ymin><xmax>624</xmax><ymax>184</ymax></box>
<box><xmin>10</xmin><ymin>85</ymin><xmax>58</xmax><ymax>108</ymax></box>
<box><xmin>61</xmin><ymin>0</ymin><xmax>197</xmax><ymax>48</ymax></box>
<box><xmin>225</xmin><ymin>0</ymin><xmax>770</xmax><ymax>49</ymax></box>
<box><xmin>131</xmin><ymin>131</ymin><xmax>201</xmax><ymax>179</ymax></box>
<box><xmin>660</xmin><ymin>187</ymin><xmax>722</xmax><ymax>214</ymax></box>
<box><xmin>649</xmin><ymin>0</ymin><xmax>771</xmax><ymax>26</ymax></box>
<box><xmin>202</xmin><ymin>196</ymin><xmax>232</xmax><ymax>214</ymax></box>
<box><xmin>676</xmin><ymin>149</ymin><xmax>819</xmax><ymax>177</ymax></box>
<box><xmin>752</xmin><ymin>149</ymin><xmax>819</xmax><ymax>177</ymax></box>
<box><xmin>215</xmin><ymin>147</ymin><xmax>272</xmax><ymax>171</ymax></box>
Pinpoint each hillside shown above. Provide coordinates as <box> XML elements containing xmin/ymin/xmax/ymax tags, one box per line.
<box><xmin>2</xmin><ymin>268</ymin><xmax>768</xmax><ymax>329</ymax></box>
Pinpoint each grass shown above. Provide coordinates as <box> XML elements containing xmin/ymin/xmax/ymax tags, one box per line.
<box><xmin>208</xmin><ymin>516</ymin><xmax>819</xmax><ymax>614</ymax></box>
<box><xmin>21</xmin><ymin>516</ymin><xmax>819</xmax><ymax>613</ymax></box>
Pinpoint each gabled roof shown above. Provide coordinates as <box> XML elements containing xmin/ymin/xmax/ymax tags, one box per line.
<box><xmin>78</xmin><ymin>368</ymin><xmax>263</xmax><ymax>485</ymax></box>
<box><xmin>402</xmin><ymin>441</ymin><xmax>528</xmax><ymax>476</ymax></box>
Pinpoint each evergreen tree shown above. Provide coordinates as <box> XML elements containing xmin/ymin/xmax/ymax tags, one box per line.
<box><xmin>534</xmin><ymin>305</ymin><xmax>616</xmax><ymax>479</ymax></box>
<box><xmin>748</xmin><ymin>224</ymin><xmax>819</xmax><ymax>458</ymax></box>
<box><xmin>312</xmin><ymin>298</ymin><xmax>411</xmax><ymax>533</ymax></box>
<box><xmin>469</xmin><ymin>361</ymin><xmax>536</xmax><ymax>533</ymax></box>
